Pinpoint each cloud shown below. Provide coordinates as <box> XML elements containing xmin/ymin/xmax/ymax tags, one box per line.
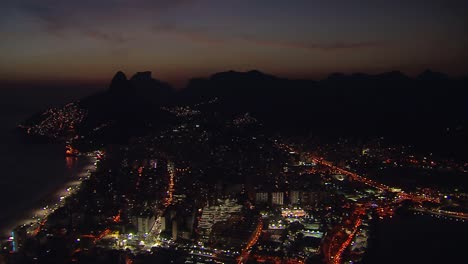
<box><xmin>240</xmin><ymin>36</ymin><xmax>383</xmax><ymax>51</ymax></box>
<box><xmin>152</xmin><ymin>24</ymin><xmax>228</xmax><ymax>45</ymax></box>
<box><xmin>150</xmin><ymin>22</ymin><xmax>381</xmax><ymax>51</ymax></box>
<box><xmin>3</xmin><ymin>0</ymin><xmax>193</xmax><ymax>42</ymax></box>
<box><xmin>2</xmin><ymin>0</ymin><xmax>383</xmax><ymax>51</ymax></box>
<box><xmin>82</xmin><ymin>29</ymin><xmax>128</xmax><ymax>43</ymax></box>
<box><xmin>150</xmin><ymin>24</ymin><xmax>382</xmax><ymax>52</ymax></box>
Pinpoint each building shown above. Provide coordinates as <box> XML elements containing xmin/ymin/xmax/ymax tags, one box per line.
<box><xmin>301</xmin><ymin>191</ymin><xmax>328</xmax><ymax>207</ymax></box>
<box><xmin>272</xmin><ymin>192</ymin><xmax>284</xmax><ymax>205</ymax></box>
<box><xmin>133</xmin><ymin>216</ymin><xmax>155</xmax><ymax>234</ymax></box>
<box><xmin>290</xmin><ymin>190</ymin><xmax>300</xmax><ymax>205</ymax></box>
<box><xmin>301</xmin><ymin>191</ymin><xmax>316</xmax><ymax>206</ymax></box>
<box><xmin>255</xmin><ymin>192</ymin><xmax>269</xmax><ymax>204</ymax></box>
<box><xmin>281</xmin><ymin>207</ymin><xmax>306</xmax><ymax>218</ymax></box>
<box><xmin>159</xmin><ymin>216</ymin><xmax>166</xmax><ymax>231</ymax></box>
<box><xmin>197</xmin><ymin>199</ymin><xmax>242</xmax><ymax>243</ymax></box>
<box><xmin>172</xmin><ymin>220</ymin><xmax>178</xmax><ymax>241</ymax></box>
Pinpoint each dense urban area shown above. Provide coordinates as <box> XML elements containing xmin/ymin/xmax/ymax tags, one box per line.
<box><xmin>3</xmin><ymin>87</ymin><xmax>467</xmax><ymax>264</ymax></box>
<box><xmin>2</xmin><ymin>0</ymin><xmax>468</xmax><ymax>262</ymax></box>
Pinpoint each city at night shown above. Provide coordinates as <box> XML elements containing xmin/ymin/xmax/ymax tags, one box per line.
<box><xmin>0</xmin><ymin>1</ymin><xmax>467</xmax><ymax>264</ymax></box>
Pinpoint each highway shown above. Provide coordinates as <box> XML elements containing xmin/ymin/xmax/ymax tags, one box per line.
<box><xmin>273</xmin><ymin>144</ymin><xmax>451</xmax><ymax>264</ymax></box>
<box><xmin>412</xmin><ymin>208</ymin><xmax>468</xmax><ymax>221</ymax></box>
<box><xmin>310</xmin><ymin>156</ymin><xmax>440</xmax><ymax>204</ymax></box>
<box><xmin>322</xmin><ymin>206</ymin><xmax>365</xmax><ymax>264</ymax></box>
<box><xmin>237</xmin><ymin>218</ymin><xmax>263</xmax><ymax>264</ymax></box>
<box><xmin>144</xmin><ymin>160</ymin><xmax>176</xmax><ymax>248</ymax></box>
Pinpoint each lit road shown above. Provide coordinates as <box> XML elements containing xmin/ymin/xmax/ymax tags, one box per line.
<box><xmin>164</xmin><ymin>161</ymin><xmax>175</xmax><ymax>207</ymax></box>
<box><xmin>144</xmin><ymin>160</ymin><xmax>176</xmax><ymax>247</ymax></box>
<box><xmin>277</xmin><ymin>143</ymin><xmax>444</xmax><ymax>263</ymax></box>
<box><xmin>413</xmin><ymin>208</ymin><xmax>468</xmax><ymax>221</ymax></box>
<box><xmin>332</xmin><ymin>217</ymin><xmax>362</xmax><ymax>264</ymax></box>
<box><xmin>238</xmin><ymin>218</ymin><xmax>263</xmax><ymax>264</ymax></box>
<box><xmin>322</xmin><ymin>207</ymin><xmax>365</xmax><ymax>264</ymax></box>
<box><xmin>310</xmin><ymin>156</ymin><xmax>440</xmax><ymax>204</ymax></box>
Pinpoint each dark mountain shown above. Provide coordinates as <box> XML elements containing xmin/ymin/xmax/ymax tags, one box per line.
<box><xmin>79</xmin><ymin>71</ymin><xmax>176</xmax><ymax>143</ymax></box>
<box><xmin>178</xmin><ymin>69</ymin><xmax>468</xmax><ymax>158</ymax></box>
<box><xmin>108</xmin><ymin>71</ymin><xmax>131</xmax><ymax>94</ymax></box>
<box><xmin>375</xmin><ymin>70</ymin><xmax>410</xmax><ymax>81</ymax></box>
<box><xmin>180</xmin><ymin>69</ymin><xmax>467</xmax><ymax>121</ymax></box>
<box><xmin>21</xmin><ymin>69</ymin><xmax>468</xmax><ymax>158</ymax></box>
<box><xmin>129</xmin><ymin>71</ymin><xmax>174</xmax><ymax>105</ymax></box>
<box><xmin>417</xmin><ymin>70</ymin><xmax>449</xmax><ymax>81</ymax></box>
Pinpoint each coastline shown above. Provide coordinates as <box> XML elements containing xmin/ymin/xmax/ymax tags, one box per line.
<box><xmin>0</xmin><ymin>85</ymin><xmax>102</xmax><ymax>244</ymax></box>
<box><xmin>0</xmin><ymin>154</ymin><xmax>97</xmax><ymax>240</ymax></box>
<box><xmin>362</xmin><ymin>210</ymin><xmax>468</xmax><ymax>263</ymax></box>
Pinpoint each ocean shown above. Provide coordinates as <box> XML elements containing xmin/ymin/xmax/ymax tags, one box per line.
<box><xmin>0</xmin><ymin>85</ymin><xmax>102</xmax><ymax>238</ymax></box>
<box><xmin>363</xmin><ymin>212</ymin><xmax>467</xmax><ymax>263</ymax></box>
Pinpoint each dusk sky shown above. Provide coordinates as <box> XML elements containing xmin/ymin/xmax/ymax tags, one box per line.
<box><xmin>1</xmin><ymin>0</ymin><xmax>467</xmax><ymax>87</ymax></box>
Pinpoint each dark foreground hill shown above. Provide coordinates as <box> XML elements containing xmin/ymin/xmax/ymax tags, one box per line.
<box><xmin>21</xmin><ymin>69</ymin><xmax>468</xmax><ymax>158</ymax></box>
<box><xmin>179</xmin><ymin>70</ymin><xmax>468</xmax><ymax>154</ymax></box>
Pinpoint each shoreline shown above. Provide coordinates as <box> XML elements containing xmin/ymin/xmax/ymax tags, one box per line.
<box><xmin>362</xmin><ymin>210</ymin><xmax>468</xmax><ymax>263</ymax></box>
<box><xmin>0</xmin><ymin>153</ymin><xmax>97</xmax><ymax>241</ymax></box>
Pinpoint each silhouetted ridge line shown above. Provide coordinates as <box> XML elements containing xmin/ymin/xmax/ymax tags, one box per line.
<box><xmin>20</xmin><ymin>69</ymin><xmax>468</xmax><ymax>158</ymax></box>
<box><xmin>109</xmin><ymin>71</ymin><xmax>130</xmax><ymax>93</ymax></box>
<box><xmin>417</xmin><ymin>69</ymin><xmax>449</xmax><ymax>81</ymax></box>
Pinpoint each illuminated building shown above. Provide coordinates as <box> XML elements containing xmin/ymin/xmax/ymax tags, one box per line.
<box><xmin>255</xmin><ymin>192</ymin><xmax>269</xmax><ymax>204</ymax></box>
<box><xmin>281</xmin><ymin>207</ymin><xmax>306</xmax><ymax>218</ymax></box>
<box><xmin>272</xmin><ymin>192</ymin><xmax>284</xmax><ymax>205</ymax></box>
<box><xmin>159</xmin><ymin>216</ymin><xmax>166</xmax><ymax>231</ymax></box>
<box><xmin>65</xmin><ymin>145</ymin><xmax>79</xmax><ymax>156</ymax></box>
<box><xmin>172</xmin><ymin>220</ymin><xmax>178</xmax><ymax>241</ymax></box>
<box><xmin>132</xmin><ymin>216</ymin><xmax>155</xmax><ymax>234</ymax></box>
<box><xmin>290</xmin><ymin>190</ymin><xmax>300</xmax><ymax>205</ymax></box>
<box><xmin>197</xmin><ymin>199</ymin><xmax>242</xmax><ymax>242</ymax></box>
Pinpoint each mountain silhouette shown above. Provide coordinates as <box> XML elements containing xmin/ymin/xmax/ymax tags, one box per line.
<box><xmin>417</xmin><ymin>69</ymin><xmax>449</xmax><ymax>81</ymax></box>
<box><xmin>21</xmin><ymin>69</ymin><xmax>468</xmax><ymax>158</ymax></box>
<box><xmin>109</xmin><ymin>71</ymin><xmax>130</xmax><ymax>93</ymax></box>
<box><xmin>129</xmin><ymin>71</ymin><xmax>174</xmax><ymax>104</ymax></box>
<box><xmin>178</xmin><ymin>69</ymin><xmax>468</xmax><ymax>158</ymax></box>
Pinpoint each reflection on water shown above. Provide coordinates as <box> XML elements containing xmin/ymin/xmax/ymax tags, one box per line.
<box><xmin>65</xmin><ymin>156</ymin><xmax>77</xmax><ymax>169</ymax></box>
<box><xmin>0</xmin><ymin>152</ymin><xmax>93</xmax><ymax>238</ymax></box>
<box><xmin>0</xmin><ymin>86</ymin><xmax>103</xmax><ymax>239</ymax></box>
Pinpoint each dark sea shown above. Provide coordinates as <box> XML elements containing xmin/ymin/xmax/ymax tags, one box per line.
<box><xmin>363</xmin><ymin>212</ymin><xmax>468</xmax><ymax>263</ymax></box>
<box><xmin>0</xmin><ymin>85</ymin><xmax>102</xmax><ymax>238</ymax></box>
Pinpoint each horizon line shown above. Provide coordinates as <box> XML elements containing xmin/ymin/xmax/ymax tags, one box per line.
<box><xmin>1</xmin><ymin>68</ymin><xmax>466</xmax><ymax>89</ymax></box>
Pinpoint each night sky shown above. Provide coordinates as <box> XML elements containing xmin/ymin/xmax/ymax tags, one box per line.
<box><xmin>1</xmin><ymin>0</ymin><xmax>467</xmax><ymax>87</ymax></box>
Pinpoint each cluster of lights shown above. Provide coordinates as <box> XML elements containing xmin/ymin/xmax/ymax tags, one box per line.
<box><xmin>161</xmin><ymin>106</ymin><xmax>200</xmax><ymax>117</ymax></box>
<box><xmin>281</xmin><ymin>207</ymin><xmax>307</xmax><ymax>218</ymax></box>
<box><xmin>26</xmin><ymin>102</ymin><xmax>86</xmax><ymax>138</ymax></box>
<box><xmin>232</xmin><ymin>113</ymin><xmax>257</xmax><ymax>126</ymax></box>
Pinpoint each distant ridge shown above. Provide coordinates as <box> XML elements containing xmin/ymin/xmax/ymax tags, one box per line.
<box><xmin>21</xmin><ymin>68</ymin><xmax>468</xmax><ymax>158</ymax></box>
<box><xmin>108</xmin><ymin>71</ymin><xmax>129</xmax><ymax>93</ymax></box>
<box><xmin>417</xmin><ymin>69</ymin><xmax>449</xmax><ymax>81</ymax></box>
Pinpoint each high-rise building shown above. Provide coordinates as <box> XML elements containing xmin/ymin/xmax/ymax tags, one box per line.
<box><xmin>197</xmin><ymin>199</ymin><xmax>242</xmax><ymax>243</ymax></box>
<box><xmin>134</xmin><ymin>216</ymin><xmax>155</xmax><ymax>234</ymax></box>
<box><xmin>272</xmin><ymin>192</ymin><xmax>284</xmax><ymax>205</ymax></box>
<box><xmin>290</xmin><ymin>190</ymin><xmax>301</xmax><ymax>205</ymax></box>
<box><xmin>172</xmin><ymin>220</ymin><xmax>178</xmax><ymax>241</ymax></box>
<box><xmin>255</xmin><ymin>192</ymin><xmax>269</xmax><ymax>204</ymax></box>
<box><xmin>159</xmin><ymin>216</ymin><xmax>166</xmax><ymax>231</ymax></box>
